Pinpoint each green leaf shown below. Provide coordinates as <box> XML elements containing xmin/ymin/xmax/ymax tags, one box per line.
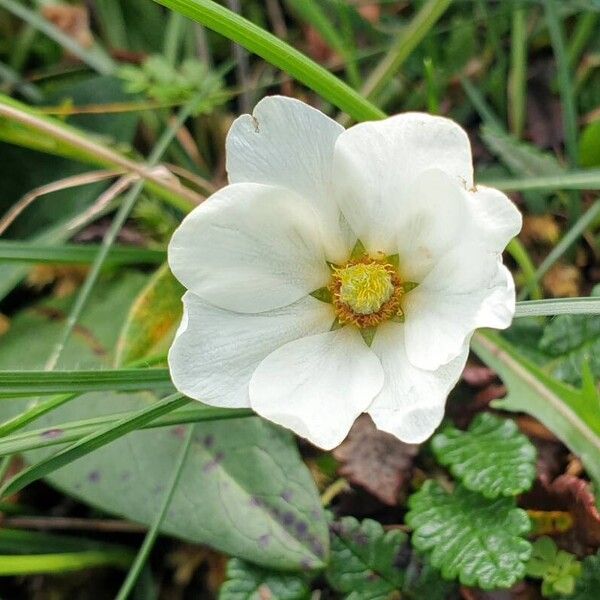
<box><xmin>0</xmin><ymin>273</ymin><xmax>329</xmax><ymax>570</ymax></box>
<box><xmin>471</xmin><ymin>330</ymin><xmax>600</xmax><ymax>488</ymax></box>
<box><xmin>538</xmin><ymin>285</ymin><xmax>600</xmax><ymax>385</ymax></box>
<box><xmin>151</xmin><ymin>0</ymin><xmax>384</xmax><ymax>122</ymax></box>
<box><xmin>0</xmin><ymin>241</ymin><xmax>165</xmax><ymax>266</ymax></box>
<box><xmin>219</xmin><ymin>558</ymin><xmax>311</xmax><ymax>600</ymax></box>
<box><xmin>515</xmin><ymin>297</ymin><xmax>600</xmax><ymax>318</ymax></box>
<box><xmin>563</xmin><ymin>549</ymin><xmax>600</xmax><ymax>600</ymax></box>
<box><xmin>403</xmin><ymin>556</ymin><xmax>458</xmax><ymax>600</ymax></box>
<box><xmin>406</xmin><ymin>481</ymin><xmax>531</xmax><ymax>589</ymax></box>
<box><xmin>580</xmin><ymin>119</ymin><xmax>600</xmax><ymax>168</ymax></box>
<box><xmin>526</xmin><ymin>537</ymin><xmax>581</xmax><ymax>598</ymax></box>
<box><xmin>0</xmin><ymin>368</ymin><xmax>172</xmax><ymax>397</ymax></box>
<box><xmin>115</xmin><ymin>263</ymin><xmax>184</xmax><ymax>366</ymax></box>
<box><xmin>431</xmin><ymin>412</ymin><xmax>537</xmax><ymax>498</ymax></box>
<box><xmin>326</xmin><ymin>516</ymin><xmax>408</xmax><ymax>599</ymax></box>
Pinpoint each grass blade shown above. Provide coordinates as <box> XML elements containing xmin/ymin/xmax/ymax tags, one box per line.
<box><xmin>0</xmin><ymin>393</ymin><xmax>189</xmax><ymax>498</ymax></box>
<box><xmin>0</xmin><ymin>0</ymin><xmax>116</xmax><ymax>75</ymax></box>
<box><xmin>362</xmin><ymin>0</ymin><xmax>452</xmax><ymax>101</ymax></box>
<box><xmin>508</xmin><ymin>5</ymin><xmax>527</xmax><ymax>138</ymax></box>
<box><xmin>0</xmin><ymin>406</ymin><xmax>254</xmax><ymax>458</ymax></box>
<box><xmin>515</xmin><ymin>297</ymin><xmax>600</xmax><ymax>318</ymax></box>
<box><xmin>482</xmin><ymin>170</ymin><xmax>600</xmax><ymax>191</ymax></box>
<box><xmin>0</xmin><ymin>551</ymin><xmax>133</xmax><ymax>575</ymax></box>
<box><xmin>0</xmin><ymin>241</ymin><xmax>165</xmax><ymax>265</ymax></box>
<box><xmin>152</xmin><ymin>0</ymin><xmax>384</xmax><ymax>121</ymax></box>
<box><xmin>115</xmin><ymin>426</ymin><xmax>194</xmax><ymax>599</ymax></box>
<box><xmin>0</xmin><ymin>369</ymin><xmax>172</xmax><ymax>397</ymax></box>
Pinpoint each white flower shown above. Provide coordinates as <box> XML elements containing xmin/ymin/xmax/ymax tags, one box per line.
<box><xmin>167</xmin><ymin>96</ymin><xmax>521</xmax><ymax>450</ymax></box>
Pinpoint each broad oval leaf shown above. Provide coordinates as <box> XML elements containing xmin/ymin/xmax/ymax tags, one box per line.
<box><xmin>431</xmin><ymin>412</ymin><xmax>537</xmax><ymax>498</ymax></box>
<box><xmin>0</xmin><ymin>272</ymin><xmax>329</xmax><ymax>570</ymax></box>
<box><xmin>406</xmin><ymin>481</ymin><xmax>531</xmax><ymax>590</ymax></box>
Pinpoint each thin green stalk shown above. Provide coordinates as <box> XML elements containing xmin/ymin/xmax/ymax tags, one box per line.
<box><xmin>0</xmin><ymin>394</ymin><xmax>77</xmax><ymax>438</ymax></box>
<box><xmin>518</xmin><ymin>200</ymin><xmax>600</xmax><ymax>300</ymax></box>
<box><xmin>0</xmin><ymin>369</ymin><xmax>172</xmax><ymax>398</ymax></box>
<box><xmin>460</xmin><ymin>76</ymin><xmax>504</xmax><ymax>131</ymax></box>
<box><xmin>44</xmin><ymin>93</ymin><xmax>203</xmax><ymax>371</ymax></box>
<box><xmin>0</xmin><ymin>241</ymin><xmax>165</xmax><ymax>266</ymax></box>
<box><xmin>483</xmin><ymin>170</ymin><xmax>600</xmax><ymax>191</ymax></box>
<box><xmin>506</xmin><ymin>238</ymin><xmax>543</xmax><ymax>301</ymax></box>
<box><xmin>115</xmin><ymin>426</ymin><xmax>194</xmax><ymax>600</ymax></box>
<box><xmin>0</xmin><ymin>407</ymin><xmax>254</xmax><ymax>458</ymax></box>
<box><xmin>515</xmin><ymin>297</ymin><xmax>600</xmax><ymax>318</ymax></box>
<box><xmin>0</xmin><ymin>393</ymin><xmax>190</xmax><ymax>498</ymax></box>
<box><xmin>544</xmin><ymin>0</ymin><xmax>578</xmax><ymax>168</ymax></box>
<box><xmin>0</xmin><ymin>0</ymin><xmax>116</xmax><ymax>75</ymax></box>
<box><xmin>567</xmin><ymin>12</ymin><xmax>599</xmax><ymax>68</ymax></box>
<box><xmin>362</xmin><ymin>0</ymin><xmax>452</xmax><ymax>101</ymax></box>
<box><xmin>0</xmin><ymin>61</ymin><xmax>43</xmax><ymax>103</ymax></box>
<box><xmin>0</xmin><ymin>551</ymin><xmax>133</xmax><ymax>575</ymax></box>
<box><xmin>164</xmin><ymin>11</ymin><xmax>187</xmax><ymax>66</ymax></box>
<box><xmin>152</xmin><ymin>0</ymin><xmax>384</xmax><ymax>121</ymax></box>
<box><xmin>508</xmin><ymin>5</ymin><xmax>527</xmax><ymax>138</ymax></box>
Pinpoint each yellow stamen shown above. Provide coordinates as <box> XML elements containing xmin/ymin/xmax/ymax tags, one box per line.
<box><xmin>336</xmin><ymin>262</ymin><xmax>394</xmax><ymax>315</ymax></box>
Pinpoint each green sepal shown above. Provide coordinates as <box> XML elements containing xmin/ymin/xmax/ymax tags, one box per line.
<box><xmin>350</xmin><ymin>239</ymin><xmax>368</xmax><ymax>260</ymax></box>
<box><xmin>310</xmin><ymin>287</ymin><xmax>333</xmax><ymax>304</ymax></box>
<box><xmin>360</xmin><ymin>327</ymin><xmax>377</xmax><ymax>347</ymax></box>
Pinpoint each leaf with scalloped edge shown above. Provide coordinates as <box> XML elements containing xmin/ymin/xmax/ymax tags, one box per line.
<box><xmin>471</xmin><ymin>330</ymin><xmax>600</xmax><ymax>488</ymax></box>
<box><xmin>218</xmin><ymin>558</ymin><xmax>311</xmax><ymax>600</ymax></box>
<box><xmin>406</xmin><ymin>481</ymin><xmax>531</xmax><ymax>590</ymax></box>
<box><xmin>565</xmin><ymin>550</ymin><xmax>600</xmax><ymax>600</ymax></box>
<box><xmin>326</xmin><ymin>516</ymin><xmax>408</xmax><ymax>600</ymax></box>
<box><xmin>431</xmin><ymin>412</ymin><xmax>537</xmax><ymax>498</ymax></box>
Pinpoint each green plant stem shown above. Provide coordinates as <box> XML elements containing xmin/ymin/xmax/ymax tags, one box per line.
<box><xmin>506</xmin><ymin>238</ymin><xmax>543</xmax><ymax>301</ymax></box>
<box><xmin>0</xmin><ymin>407</ymin><xmax>254</xmax><ymax>458</ymax></box>
<box><xmin>0</xmin><ymin>551</ymin><xmax>133</xmax><ymax>575</ymax></box>
<box><xmin>508</xmin><ymin>5</ymin><xmax>527</xmax><ymax>139</ymax></box>
<box><xmin>164</xmin><ymin>11</ymin><xmax>187</xmax><ymax>66</ymax></box>
<box><xmin>151</xmin><ymin>0</ymin><xmax>384</xmax><ymax>121</ymax></box>
<box><xmin>518</xmin><ymin>199</ymin><xmax>600</xmax><ymax>301</ymax></box>
<box><xmin>0</xmin><ymin>241</ymin><xmax>165</xmax><ymax>265</ymax></box>
<box><xmin>544</xmin><ymin>0</ymin><xmax>578</xmax><ymax>169</ymax></box>
<box><xmin>514</xmin><ymin>297</ymin><xmax>600</xmax><ymax>318</ymax></box>
<box><xmin>0</xmin><ymin>0</ymin><xmax>116</xmax><ymax>75</ymax></box>
<box><xmin>361</xmin><ymin>0</ymin><xmax>452</xmax><ymax>102</ymax></box>
<box><xmin>483</xmin><ymin>170</ymin><xmax>600</xmax><ymax>191</ymax></box>
<box><xmin>115</xmin><ymin>426</ymin><xmax>194</xmax><ymax>600</ymax></box>
<box><xmin>0</xmin><ymin>369</ymin><xmax>172</xmax><ymax>398</ymax></box>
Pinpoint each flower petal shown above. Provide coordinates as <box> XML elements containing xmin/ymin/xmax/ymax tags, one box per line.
<box><xmin>168</xmin><ymin>292</ymin><xmax>335</xmax><ymax>407</ymax></box>
<box><xmin>249</xmin><ymin>327</ymin><xmax>384</xmax><ymax>450</ymax></box>
<box><xmin>168</xmin><ymin>182</ymin><xmax>331</xmax><ymax>313</ymax></box>
<box><xmin>404</xmin><ymin>246</ymin><xmax>515</xmax><ymax>370</ymax></box>
<box><xmin>368</xmin><ymin>323</ymin><xmax>470</xmax><ymax>443</ymax></box>
<box><xmin>394</xmin><ymin>169</ymin><xmax>472</xmax><ymax>282</ymax></box>
<box><xmin>468</xmin><ymin>185</ymin><xmax>522</xmax><ymax>252</ymax></box>
<box><xmin>226</xmin><ymin>96</ymin><xmax>348</xmax><ymax>262</ymax></box>
<box><xmin>332</xmin><ymin>113</ymin><xmax>473</xmax><ymax>253</ymax></box>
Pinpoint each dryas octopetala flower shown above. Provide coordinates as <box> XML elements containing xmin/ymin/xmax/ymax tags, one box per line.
<box><xmin>167</xmin><ymin>96</ymin><xmax>521</xmax><ymax>450</ymax></box>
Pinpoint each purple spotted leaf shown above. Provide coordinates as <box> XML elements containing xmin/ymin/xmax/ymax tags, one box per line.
<box><xmin>0</xmin><ymin>272</ymin><xmax>329</xmax><ymax>571</ymax></box>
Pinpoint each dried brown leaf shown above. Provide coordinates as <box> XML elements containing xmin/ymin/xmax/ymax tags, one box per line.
<box><xmin>333</xmin><ymin>415</ymin><xmax>418</xmax><ymax>505</ymax></box>
<box><xmin>543</xmin><ymin>263</ymin><xmax>581</xmax><ymax>298</ymax></box>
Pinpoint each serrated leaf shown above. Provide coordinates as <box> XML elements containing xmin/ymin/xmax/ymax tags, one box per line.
<box><xmin>471</xmin><ymin>330</ymin><xmax>600</xmax><ymax>488</ymax></box>
<box><xmin>115</xmin><ymin>263</ymin><xmax>183</xmax><ymax>366</ymax></box>
<box><xmin>564</xmin><ymin>550</ymin><xmax>600</xmax><ymax>600</ymax></box>
<box><xmin>326</xmin><ymin>516</ymin><xmax>408</xmax><ymax>600</ymax></box>
<box><xmin>219</xmin><ymin>558</ymin><xmax>311</xmax><ymax>600</ymax></box>
<box><xmin>431</xmin><ymin>412</ymin><xmax>537</xmax><ymax>498</ymax></box>
<box><xmin>0</xmin><ymin>273</ymin><xmax>329</xmax><ymax>570</ymax></box>
<box><xmin>406</xmin><ymin>481</ymin><xmax>531</xmax><ymax>589</ymax></box>
<box><xmin>538</xmin><ymin>286</ymin><xmax>600</xmax><ymax>386</ymax></box>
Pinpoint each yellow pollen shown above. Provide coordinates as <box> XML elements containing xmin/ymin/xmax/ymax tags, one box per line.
<box><xmin>336</xmin><ymin>262</ymin><xmax>394</xmax><ymax>315</ymax></box>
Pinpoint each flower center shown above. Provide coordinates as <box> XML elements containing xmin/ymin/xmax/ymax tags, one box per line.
<box><xmin>337</xmin><ymin>262</ymin><xmax>394</xmax><ymax>315</ymax></box>
<box><xmin>329</xmin><ymin>257</ymin><xmax>406</xmax><ymax>329</ymax></box>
